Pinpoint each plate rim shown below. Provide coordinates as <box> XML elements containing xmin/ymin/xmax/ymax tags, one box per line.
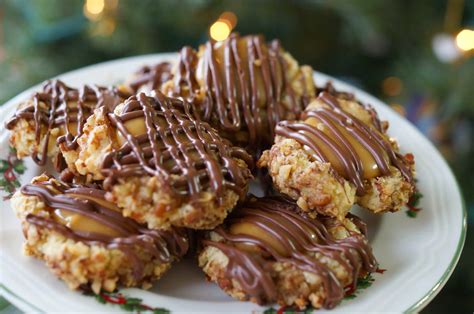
<box><xmin>0</xmin><ymin>284</ymin><xmax>44</xmax><ymax>313</ymax></box>
<box><xmin>0</xmin><ymin>53</ymin><xmax>467</xmax><ymax>314</ymax></box>
<box><xmin>405</xmin><ymin>174</ymin><xmax>467</xmax><ymax>313</ymax></box>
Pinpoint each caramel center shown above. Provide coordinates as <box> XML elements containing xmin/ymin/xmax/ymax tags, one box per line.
<box><xmin>210</xmin><ymin>36</ymin><xmax>271</xmax><ymax>108</ymax></box>
<box><xmin>305</xmin><ymin>116</ymin><xmax>388</xmax><ymax>179</ymax></box>
<box><xmin>117</xmin><ymin>117</ymin><xmax>147</xmax><ymax>145</ymax></box>
<box><xmin>229</xmin><ymin>222</ymin><xmax>287</xmax><ymax>256</ymax></box>
<box><xmin>42</xmin><ymin>190</ymin><xmax>123</xmax><ymax>237</ymax></box>
<box><xmin>52</xmin><ymin>208</ymin><xmax>120</xmax><ymax>237</ymax></box>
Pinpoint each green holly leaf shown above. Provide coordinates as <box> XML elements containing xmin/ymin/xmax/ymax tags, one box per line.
<box><xmin>0</xmin><ymin>177</ymin><xmax>7</xmax><ymax>188</ymax></box>
<box><xmin>406</xmin><ymin>210</ymin><xmax>418</xmax><ymax>218</ymax></box>
<box><xmin>120</xmin><ymin>296</ymin><xmax>144</xmax><ymax>311</ymax></box>
<box><xmin>95</xmin><ymin>294</ymin><xmax>106</xmax><ymax>304</ymax></box>
<box><xmin>88</xmin><ymin>290</ymin><xmax>169</xmax><ymax>313</ymax></box>
<box><xmin>303</xmin><ymin>307</ymin><xmax>315</xmax><ymax>314</ymax></box>
<box><xmin>344</xmin><ymin>274</ymin><xmax>375</xmax><ymax>300</ymax></box>
<box><xmin>263</xmin><ymin>306</ymin><xmax>313</xmax><ymax>314</ymax></box>
<box><xmin>408</xmin><ymin>191</ymin><xmax>423</xmax><ymax>207</ymax></box>
<box><xmin>124</xmin><ymin>297</ymin><xmax>142</xmax><ymax>306</ymax></box>
<box><xmin>7</xmin><ymin>184</ymin><xmax>15</xmax><ymax>193</ymax></box>
<box><xmin>13</xmin><ymin>162</ymin><xmax>26</xmax><ymax>174</ymax></box>
<box><xmin>0</xmin><ymin>160</ymin><xmax>9</xmax><ymax>172</ymax></box>
<box><xmin>119</xmin><ymin>303</ymin><xmax>135</xmax><ymax>311</ymax></box>
<box><xmin>356</xmin><ymin>274</ymin><xmax>374</xmax><ymax>289</ymax></box>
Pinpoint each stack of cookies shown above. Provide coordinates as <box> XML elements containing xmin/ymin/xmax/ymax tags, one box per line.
<box><xmin>6</xmin><ymin>33</ymin><xmax>416</xmax><ymax>310</ymax></box>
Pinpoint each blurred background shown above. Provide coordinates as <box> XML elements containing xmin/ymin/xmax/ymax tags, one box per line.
<box><xmin>0</xmin><ymin>0</ymin><xmax>473</xmax><ymax>312</ymax></box>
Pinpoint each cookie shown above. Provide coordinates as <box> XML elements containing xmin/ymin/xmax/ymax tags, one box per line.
<box><xmin>199</xmin><ymin>196</ymin><xmax>377</xmax><ymax>309</ymax></box>
<box><xmin>161</xmin><ymin>33</ymin><xmax>316</xmax><ymax>153</ymax></box>
<box><xmin>11</xmin><ymin>174</ymin><xmax>189</xmax><ymax>294</ymax></box>
<box><xmin>61</xmin><ymin>91</ymin><xmax>253</xmax><ymax>230</ymax></box>
<box><xmin>258</xmin><ymin>92</ymin><xmax>415</xmax><ymax>219</ymax></box>
<box><xmin>5</xmin><ymin>80</ymin><xmax>127</xmax><ymax>166</ymax></box>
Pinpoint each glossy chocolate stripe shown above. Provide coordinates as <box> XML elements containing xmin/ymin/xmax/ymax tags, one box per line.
<box><xmin>277</xmin><ymin>120</ymin><xmax>365</xmax><ymax>192</ymax></box>
<box><xmin>318</xmin><ymin>92</ymin><xmax>412</xmax><ymax>182</ymax></box>
<box><xmin>202</xmin><ymin>240</ymin><xmax>277</xmax><ymax>302</ymax></box>
<box><xmin>171</xmin><ymin>34</ymin><xmax>310</xmax><ymax>151</ymax></box>
<box><xmin>277</xmin><ymin>92</ymin><xmax>412</xmax><ymax>195</ymax></box>
<box><xmin>5</xmin><ymin>80</ymin><xmax>125</xmax><ymax>165</ymax></box>
<box><xmin>203</xmin><ymin>196</ymin><xmax>377</xmax><ymax>308</ymax></box>
<box><xmin>102</xmin><ymin>92</ymin><xmax>252</xmax><ymax>202</ymax></box>
<box><xmin>314</xmin><ymin>95</ymin><xmax>392</xmax><ymax>174</ymax></box>
<box><xmin>21</xmin><ymin>179</ymin><xmax>189</xmax><ymax>279</ymax></box>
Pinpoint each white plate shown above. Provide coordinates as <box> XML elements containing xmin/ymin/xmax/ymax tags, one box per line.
<box><xmin>0</xmin><ymin>54</ymin><xmax>466</xmax><ymax>313</ymax></box>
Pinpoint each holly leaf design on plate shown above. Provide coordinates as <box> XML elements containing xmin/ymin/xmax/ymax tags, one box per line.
<box><xmin>406</xmin><ymin>189</ymin><xmax>423</xmax><ymax>218</ymax></box>
<box><xmin>85</xmin><ymin>290</ymin><xmax>169</xmax><ymax>313</ymax></box>
<box><xmin>0</xmin><ymin>148</ymin><xmax>26</xmax><ymax>200</ymax></box>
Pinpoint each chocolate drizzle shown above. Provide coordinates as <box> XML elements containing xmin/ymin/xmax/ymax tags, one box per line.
<box><xmin>128</xmin><ymin>62</ymin><xmax>172</xmax><ymax>92</ymax></box>
<box><xmin>5</xmin><ymin>80</ymin><xmax>125</xmax><ymax>165</ymax></box>
<box><xmin>170</xmin><ymin>34</ymin><xmax>312</xmax><ymax>151</ymax></box>
<box><xmin>21</xmin><ymin>178</ymin><xmax>189</xmax><ymax>280</ymax></box>
<box><xmin>203</xmin><ymin>196</ymin><xmax>377</xmax><ymax>308</ymax></box>
<box><xmin>276</xmin><ymin>92</ymin><xmax>413</xmax><ymax>195</ymax></box>
<box><xmin>102</xmin><ymin>92</ymin><xmax>253</xmax><ymax>202</ymax></box>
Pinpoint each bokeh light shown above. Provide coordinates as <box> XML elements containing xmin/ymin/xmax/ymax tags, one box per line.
<box><xmin>84</xmin><ymin>0</ymin><xmax>105</xmax><ymax>20</ymax></box>
<box><xmin>382</xmin><ymin>76</ymin><xmax>403</xmax><ymax>96</ymax></box>
<box><xmin>210</xmin><ymin>20</ymin><xmax>231</xmax><ymax>41</ymax></box>
<box><xmin>209</xmin><ymin>11</ymin><xmax>237</xmax><ymax>42</ymax></box>
<box><xmin>86</xmin><ymin>0</ymin><xmax>105</xmax><ymax>14</ymax></box>
<box><xmin>456</xmin><ymin>29</ymin><xmax>474</xmax><ymax>51</ymax></box>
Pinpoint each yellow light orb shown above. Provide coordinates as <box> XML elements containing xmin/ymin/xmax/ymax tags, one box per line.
<box><xmin>456</xmin><ymin>29</ymin><xmax>474</xmax><ymax>51</ymax></box>
<box><xmin>85</xmin><ymin>0</ymin><xmax>105</xmax><ymax>16</ymax></box>
<box><xmin>210</xmin><ymin>21</ymin><xmax>231</xmax><ymax>41</ymax></box>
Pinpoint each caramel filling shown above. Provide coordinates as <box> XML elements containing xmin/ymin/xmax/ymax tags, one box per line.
<box><xmin>276</xmin><ymin>92</ymin><xmax>413</xmax><ymax>196</ymax></box>
<box><xmin>205</xmin><ymin>196</ymin><xmax>379</xmax><ymax>309</ymax></box>
<box><xmin>210</xmin><ymin>36</ymin><xmax>273</xmax><ymax>108</ymax></box>
<box><xmin>52</xmin><ymin>208</ymin><xmax>120</xmax><ymax>237</ymax></box>
<box><xmin>66</xmin><ymin>101</ymin><xmax>79</xmax><ymax>109</ymax></box>
<box><xmin>305</xmin><ymin>116</ymin><xmax>389</xmax><ymax>179</ymax></box>
<box><xmin>6</xmin><ymin>80</ymin><xmax>124</xmax><ymax>166</ymax></box>
<box><xmin>116</xmin><ymin>114</ymin><xmax>218</xmax><ymax>171</ymax></box>
<box><xmin>117</xmin><ymin>117</ymin><xmax>147</xmax><ymax>145</ymax></box>
<box><xmin>41</xmin><ymin>190</ymin><xmax>122</xmax><ymax>237</ymax></box>
<box><xmin>21</xmin><ymin>178</ymin><xmax>190</xmax><ymax>279</ymax></box>
<box><xmin>60</xmin><ymin>122</ymin><xmax>79</xmax><ymax>136</ymax></box>
<box><xmin>102</xmin><ymin>93</ymin><xmax>252</xmax><ymax>201</ymax></box>
<box><xmin>171</xmin><ymin>33</ymin><xmax>310</xmax><ymax>152</ymax></box>
<box><xmin>229</xmin><ymin>222</ymin><xmax>287</xmax><ymax>256</ymax></box>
